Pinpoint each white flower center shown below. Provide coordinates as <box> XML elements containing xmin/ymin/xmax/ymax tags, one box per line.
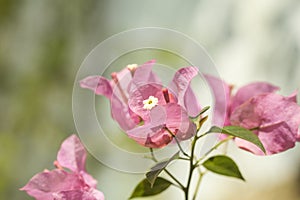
<box><xmin>143</xmin><ymin>96</ymin><xmax>158</xmax><ymax>110</ymax></box>
<box><xmin>127</xmin><ymin>64</ymin><xmax>138</xmax><ymax>71</ymax></box>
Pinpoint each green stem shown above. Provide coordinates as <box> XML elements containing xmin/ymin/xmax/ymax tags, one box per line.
<box><xmin>165</xmin><ymin>127</ymin><xmax>189</xmax><ymax>157</ymax></box>
<box><xmin>178</xmin><ymin>157</ymin><xmax>190</xmax><ymax>161</ymax></box>
<box><xmin>196</xmin><ymin>131</ymin><xmax>210</xmax><ymax>140</ymax></box>
<box><xmin>196</xmin><ymin>136</ymin><xmax>233</xmax><ymax>165</ymax></box>
<box><xmin>149</xmin><ymin>148</ymin><xmax>158</xmax><ymax>162</ymax></box>
<box><xmin>184</xmin><ymin>132</ymin><xmax>198</xmax><ymax>200</ymax></box>
<box><xmin>192</xmin><ymin>170</ymin><xmax>206</xmax><ymax>200</ymax></box>
<box><xmin>148</xmin><ymin>148</ymin><xmax>185</xmax><ymax>190</ymax></box>
<box><xmin>164</xmin><ymin>169</ymin><xmax>185</xmax><ymax>190</ymax></box>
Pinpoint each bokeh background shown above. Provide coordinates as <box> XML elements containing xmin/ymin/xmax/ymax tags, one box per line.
<box><xmin>1</xmin><ymin>0</ymin><xmax>300</xmax><ymax>199</ymax></box>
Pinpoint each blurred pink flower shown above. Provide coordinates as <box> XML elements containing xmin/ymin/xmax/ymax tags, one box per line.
<box><xmin>231</xmin><ymin>92</ymin><xmax>300</xmax><ymax>155</ymax></box>
<box><xmin>80</xmin><ymin>61</ymin><xmax>200</xmax><ymax>148</ymax></box>
<box><xmin>206</xmin><ymin>75</ymin><xmax>300</xmax><ymax>155</ymax></box>
<box><xmin>20</xmin><ymin>135</ymin><xmax>105</xmax><ymax>200</ymax></box>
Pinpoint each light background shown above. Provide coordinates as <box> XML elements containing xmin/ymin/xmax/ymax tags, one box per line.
<box><xmin>0</xmin><ymin>0</ymin><xmax>300</xmax><ymax>199</ymax></box>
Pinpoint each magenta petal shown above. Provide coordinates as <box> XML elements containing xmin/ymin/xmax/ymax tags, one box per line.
<box><xmin>82</xmin><ymin>189</ymin><xmax>105</xmax><ymax>200</ymax></box>
<box><xmin>231</xmin><ymin>93</ymin><xmax>300</xmax><ymax>155</ymax></box>
<box><xmin>231</xmin><ymin>82</ymin><xmax>279</xmax><ymax>111</ymax></box>
<box><xmin>126</xmin><ymin>123</ymin><xmax>171</xmax><ymax>148</ymax></box>
<box><xmin>204</xmin><ymin>75</ymin><xmax>231</xmax><ymax>126</ymax></box>
<box><xmin>126</xmin><ymin>105</ymin><xmax>170</xmax><ymax>148</ymax></box>
<box><xmin>20</xmin><ymin>169</ymin><xmax>82</xmax><ymax>200</ymax></box>
<box><xmin>128</xmin><ymin>84</ymin><xmax>165</xmax><ymax>121</ymax></box>
<box><xmin>126</xmin><ymin>104</ymin><xmax>196</xmax><ymax>148</ymax></box>
<box><xmin>169</xmin><ymin>67</ymin><xmax>200</xmax><ymax>117</ymax></box>
<box><xmin>80</xmin><ymin>76</ymin><xmax>112</xmax><ymax>99</ymax></box>
<box><xmin>164</xmin><ymin>103</ymin><xmax>196</xmax><ymax>140</ymax></box>
<box><xmin>57</xmin><ymin>134</ymin><xmax>86</xmax><ymax>172</ymax></box>
<box><xmin>54</xmin><ymin>189</ymin><xmax>105</xmax><ymax>200</ymax></box>
<box><xmin>53</xmin><ymin>190</ymin><xmax>83</xmax><ymax>200</ymax></box>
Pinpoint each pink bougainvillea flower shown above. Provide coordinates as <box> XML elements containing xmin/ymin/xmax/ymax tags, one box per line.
<box><xmin>80</xmin><ymin>60</ymin><xmax>201</xmax><ymax>148</ymax></box>
<box><xmin>80</xmin><ymin>60</ymin><xmax>158</xmax><ymax>131</ymax></box>
<box><xmin>20</xmin><ymin>135</ymin><xmax>105</xmax><ymax>200</ymax></box>
<box><xmin>205</xmin><ymin>75</ymin><xmax>300</xmax><ymax>155</ymax></box>
<box><xmin>205</xmin><ymin>75</ymin><xmax>279</xmax><ymax>127</ymax></box>
<box><xmin>231</xmin><ymin>93</ymin><xmax>300</xmax><ymax>155</ymax></box>
<box><xmin>126</xmin><ymin>66</ymin><xmax>199</xmax><ymax>148</ymax></box>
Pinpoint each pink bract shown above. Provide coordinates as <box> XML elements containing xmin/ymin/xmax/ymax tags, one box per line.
<box><xmin>20</xmin><ymin>135</ymin><xmax>105</xmax><ymax>200</ymax></box>
<box><xmin>231</xmin><ymin>93</ymin><xmax>300</xmax><ymax>155</ymax></box>
<box><xmin>205</xmin><ymin>75</ymin><xmax>300</xmax><ymax>155</ymax></box>
<box><xmin>80</xmin><ymin>60</ymin><xmax>201</xmax><ymax>148</ymax></box>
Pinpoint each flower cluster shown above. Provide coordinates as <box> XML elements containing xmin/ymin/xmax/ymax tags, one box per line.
<box><xmin>206</xmin><ymin>75</ymin><xmax>300</xmax><ymax>155</ymax></box>
<box><xmin>80</xmin><ymin>60</ymin><xmax>201</xmax><ymax>148</ymax></box>
<box><xmin>20</xmin><ymin>135</ymin><xmax>105</xmax><ymax>200</ymax></box>
<box><xmin>21</xmin><ymin>60</ymin><xmax>300</xmax><ymax>200</ymax></box>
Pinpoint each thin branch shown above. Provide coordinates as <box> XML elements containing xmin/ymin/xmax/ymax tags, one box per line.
<box><xmin>164</xmin><ymin>169</ymin><xmax>185</xmax><ymax>190</ymax></box>
<box><xmin>192</xmin><ymin>170</ymin><xmax>206</xmax><ymax>200</ymax></box>
<box><xmin>165</xmin><ymin>127</ymin><xmax>190</xmax><ymax>157</ymax></box>
<box><xmin>196</xmin><ymin>136</ymin><xmax>233</xmax><ymax>165</ymax></box>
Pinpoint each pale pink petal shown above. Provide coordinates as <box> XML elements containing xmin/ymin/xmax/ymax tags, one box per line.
<box><xmin>231</xmin><ymin>93</ymin><xmax>300</xmax><ymax>155</ymax></box>
<box><xmin>113</xmin><ymin>67</ymin><xmax>132</xmax><ymax>96</ymax></box>
<box><xmin>80</xmin><ymin>171</ymin><xmax>97</xmax><ymax>188</ymax></box>
<box><xmin>229</xmin><ymin>98</ymin><xmax>261</xmax><ymax>129</ymax></box>
<box><xmin>258</xmin><ymin>122</ymin><xmax>296</xmax><ymax>154</ymax></box>
<box><xmin>231</xmin><ymin>82</ymin><xmax>279</xmax><ymax>112</ymax></box>
<box><xmin>128</xmin><ymin>84</ymin><xmax>165</xmax><ymax>121</ymax></box>
<box><xmin>129</xmin><ymin>60</ymin><xmax>161</xmax><ymax>92</ymax></box>
<box><xmin>110</xmin><ymin>92</ymin><xmax>139</xmax><ymax>131</ymax></box>
<box><xmin>184</xmin><ymin>86</ymin><xmax>201</xmax><ymax>117</ymax></box>
<box><xmin>82</xmin><ymin>188</ymin><xmax>105</xmax><ymax>200</ymax></box>
<box><xmin>20</xmin><ymin>169</ymin><xmax>82</xmax><ymax>200</ymax></box>
<box><xmin>80</xmin><ymin>76</ymin><xmax>112</xmax><ymax>99</ymax></box>
<box><xmin>57</xmin><ymin>134</ymin><xmax>86</xmax><ymax>172</ymax></box>
<box><xmin>234</xmin><ymin>138</ymin><xmax>264</xmax><ymax>155</ymax></box>
<box><xmin>286</xmin><ymin>90</ymin><xmax>298</xmax><ymax>103</ymax></box>
<box><xmin>204</xmin><ymin>75</ymin><xmax>231</xmax><ymax>126</ymax></box>
<box><xmin>169</xmin><ymin>67</ymin><xmax>200</xmax><ymax>117</ymax></box>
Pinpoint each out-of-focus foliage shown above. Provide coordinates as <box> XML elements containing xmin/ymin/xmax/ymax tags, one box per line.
<box><xmin>0</xmin><ymin>1</ymin><xmax>105</xmax><ymax>199</ymax></box>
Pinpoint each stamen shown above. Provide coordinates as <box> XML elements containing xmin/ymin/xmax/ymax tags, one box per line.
<box><xmin>143</xmin><ymin>96</ymin><xmax>158</xmax><ymax>110</ymax></box>
<box><xmin>162</xmin><ymin>88</ymin><xmax>170</xmax><ymax>103</ymax></box>
<box><xmin>111</xmin><ymin>72</ymin><xmax>119</xmax><ymax>84</ymax></box>
<box><xmin>127</xmin><ymin>64</ymin><xmax>138</xmax><ymax>76</ymax></box>
<box><xmin>53</xmin><ymin>160</ymin><xmax>63</xmax><ymax>170</ymax></box>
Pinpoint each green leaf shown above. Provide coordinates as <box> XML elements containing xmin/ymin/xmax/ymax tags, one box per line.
<box><xmin>146</xmin><ymin>151</ymin><xmax>179</xmax><ymax>187</ymax></box>
<box><xmin>129</xmin><ymin>177</ymin><xmax>172</xmax><ymax>199</ymax></box>
<box><xmin>209</xmin><ymin>126</ymin><xmax>265</xmax><ymax>153</ymax></box>
<box><xmin>203</xmin><ymin>155</ymin><xmax>245</xmax><ymax>181</ymax></box>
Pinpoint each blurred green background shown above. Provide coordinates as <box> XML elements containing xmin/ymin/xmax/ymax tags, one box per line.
<box><xmin>1</xmin><ymin>0</ymin><xmax>300</xmax><ymax>199</ymax></box>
